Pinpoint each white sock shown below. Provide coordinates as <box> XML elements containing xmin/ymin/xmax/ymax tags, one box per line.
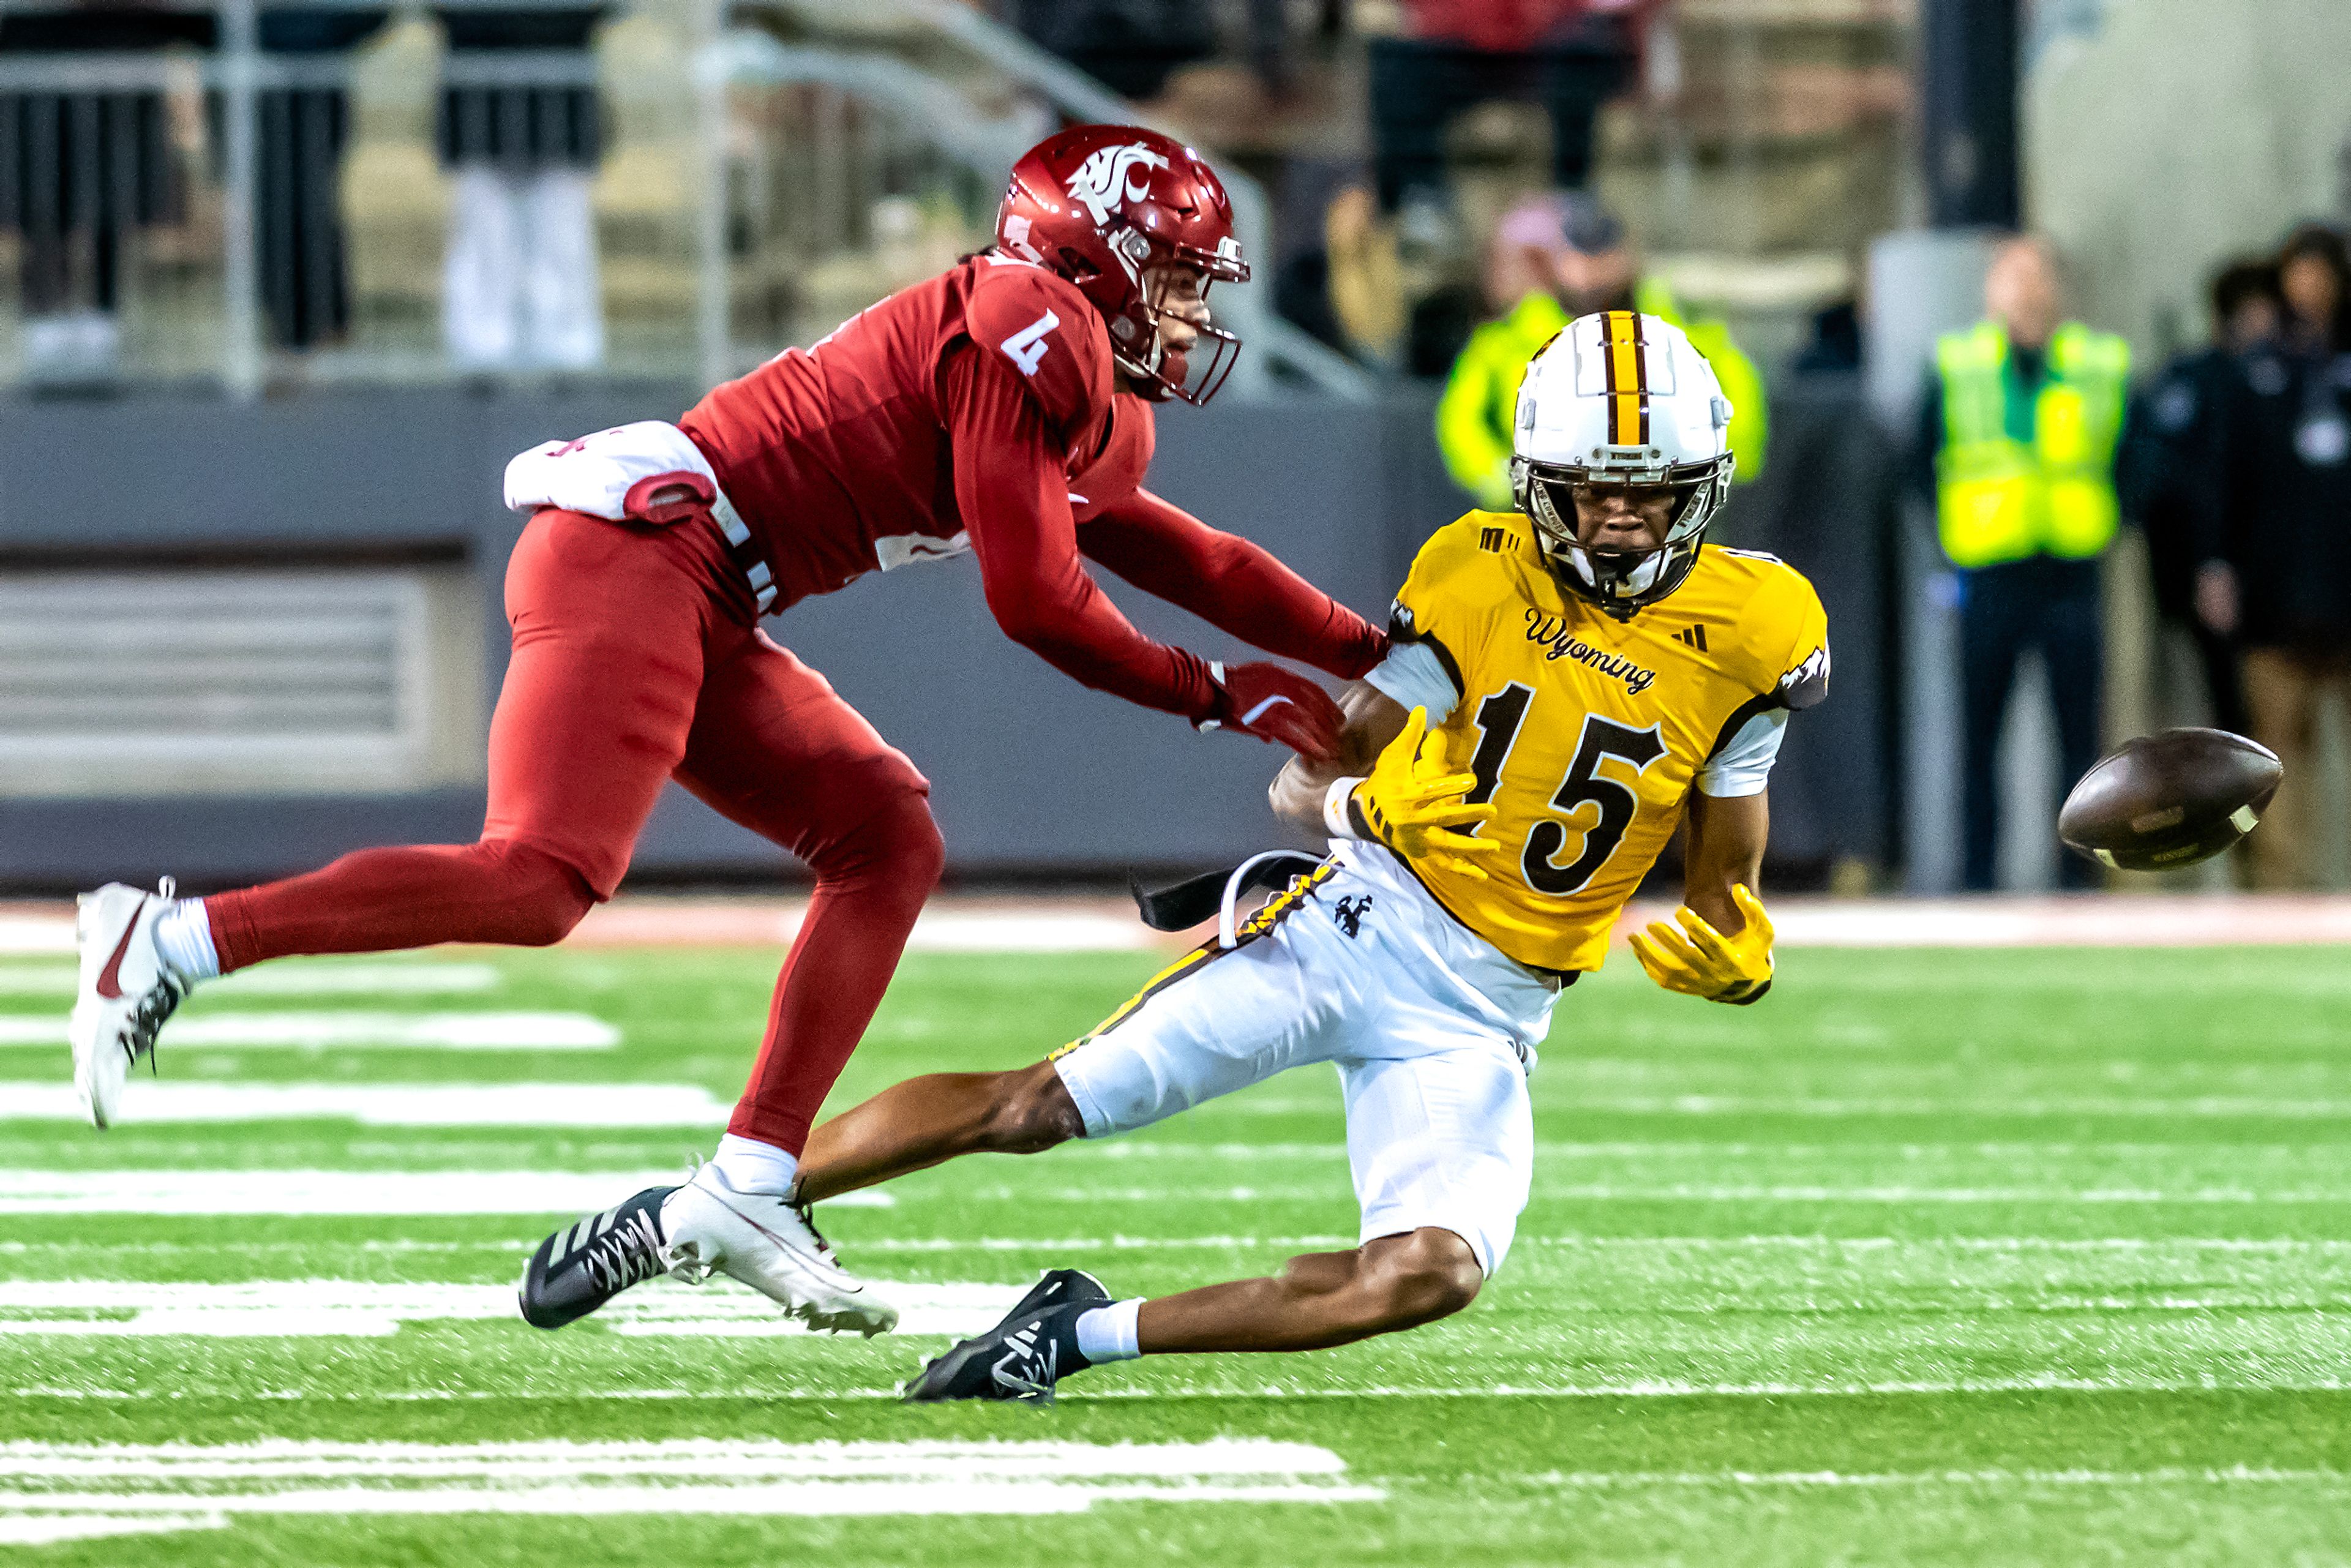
<box><xmin>151</xmin><ymin>899</ymin><xmax>219</xmax><ymax>982</ymax></box>
<box><xmin>711</xmin><ymin>1133</ymin><xmax>800</xmax><ymax>1196</ymax></box>
<box><xmin>1074</xmin><ymin>1297</ymin><xmax>1145</xmax><ymax>1364</ymax></box>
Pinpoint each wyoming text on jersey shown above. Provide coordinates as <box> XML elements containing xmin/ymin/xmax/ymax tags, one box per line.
<box><xmin>1521</xmin><ymin>608</ymin><xmax>1658</xmax><ymax>694</ymax></box>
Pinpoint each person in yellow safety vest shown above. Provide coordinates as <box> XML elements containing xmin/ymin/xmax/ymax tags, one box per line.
<box><xmin>1916</xmin><ymin>233</ymin><xmax>2132</xmax><ymax>892</ymax></box>
<box><xmin>1436</xmin><ymin>195</ymin><xmax>1767</xmax><ymax>512</ymax></box>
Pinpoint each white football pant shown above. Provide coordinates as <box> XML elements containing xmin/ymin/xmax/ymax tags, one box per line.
<box><xmin>1052</xmin><ymin>844</ymin><xmax>1558</xmax><ymax>1277</ymax></box>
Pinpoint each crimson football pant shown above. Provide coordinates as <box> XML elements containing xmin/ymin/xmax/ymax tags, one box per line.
<box><xmin>204</xmin><ymin>508</ymin><xmax>945</xmax><ymax>1155</ymax></box>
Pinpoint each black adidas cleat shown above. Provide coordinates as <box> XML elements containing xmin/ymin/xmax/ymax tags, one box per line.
<box><xmin>1004</xmin><ymin>1267</ymin><xmax>1111</xmax><ymax>1322</ymax></box>
<box><xmin>517</xmin><ymin>1185</ymin><xmax>678</xmax><ymax>1329</ymax></box>
<box><xmin>901</xmin><ymin>1269</ymin><xmax>1112</xmax><ymax>1405</ymax></box>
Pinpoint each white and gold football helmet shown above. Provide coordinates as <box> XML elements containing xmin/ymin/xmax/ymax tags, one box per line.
<box><xmin>1509</xmin><ymin>310</ymin><xmax>1736</xmax><ymax>619</ymax></box>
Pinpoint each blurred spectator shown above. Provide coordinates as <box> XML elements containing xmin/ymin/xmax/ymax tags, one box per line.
<box><xmin>257</xmin><ymin>9</ymin><xmax>390</xmax><ymax>351</ymax></box>
<box><xmin>1436</xmin><ymin>193</ymin><xmax>1765</xmax><ymax>510</ymax></box>
<box><xmin>1363</xmin><ymin>1</ymin><xmax>1657</xmax><ymax>215</ymax></box>
<box><xmin>437</xmin><ymin>7</ymin><xmax>608</xmax><ymax>373</ymax></box>
<box><xmin>1920</xmin><ymin>236</ymin><xmax>2131</xmax><ymax>891</ymax></box>
<box><xmin>1276</xmin><ymin>183</ymin><xmax>1405</xmax><ymax>364</ymax></box>
<box><xmin>0</xmin><ymin>2</ymin><xmax>211</xmax><ymax>383</ymax></box>
<box><xmin>2202</xmin><ymin>225</ymin><xmax>2351</xmax><ymax>888</ymax></box>
<box><xmin>2117</xmin><ymin>259</ymin><xmax>2276</xmax><ymax>737</ymax></box>
<box><xmin>1397</xmin><ymin>194</ymin><xmax>1482</xmax><ymax>378</ymax></box>
<box><xmin>0</xmin><ymin>4</ymin><xmax>387</xmax><ymax>370</ymax></box>
<box><xmin>1792</xmin><ymin>298</ymin><xmax>1863</xmax><ymax>375</ymax></box>
<box><xmin>1242</xmin><ymin>0</ymin><xmax>1343</xmax><ymax>96</ymax></box>
<box><xmin>1005</xmin><ymin>0</ymin><xmax>1214</xmax><ymax>102</ymax></box>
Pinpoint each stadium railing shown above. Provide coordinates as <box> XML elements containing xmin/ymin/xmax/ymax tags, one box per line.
<box><xmin>0</xmin><ymin>0</ymin><xmax>1373</xmax><ymax>401</ymax></box>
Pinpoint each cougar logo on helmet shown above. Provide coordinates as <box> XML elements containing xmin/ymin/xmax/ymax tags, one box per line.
<box><xmin>1067</xmin><ymin>144</ymin><xmax>1169</xmax><ymax>228</ymax></box>
<box><xmin>999</xmin><ymin>125</ymin><xmax>1248</xmax><ymax>405</ymax></box>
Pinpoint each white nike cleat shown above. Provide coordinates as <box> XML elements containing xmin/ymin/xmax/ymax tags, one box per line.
<box><xmin>658</xmin><ymin>1164</ymin><xmax>899</xmax><ymax>1337</ymax></box>
<box><xmin>68</xmin><ymin>879</ymin><xmax>192</xmax><ymax>1129</ymax></box>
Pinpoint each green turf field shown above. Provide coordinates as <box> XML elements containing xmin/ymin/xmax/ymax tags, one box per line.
<box><xmin>4</xmin><ymin>938</ymin><xmax>2350</xmax><ymax>1564</ymax></box>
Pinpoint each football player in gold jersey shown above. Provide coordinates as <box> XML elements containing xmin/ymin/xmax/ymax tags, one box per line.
<box><xmin>789</xmin><ymin>310</ymin><xmax>1828</xmax><ymax>1401</ymax></box>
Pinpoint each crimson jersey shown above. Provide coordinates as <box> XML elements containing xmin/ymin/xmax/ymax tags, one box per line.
<box><xmin>675</xmin><ymin>253</ymin><xmax>1382</xmax><ymax>718</ymax></box>
<box><xmin>681</xmin><ymin>255</ymin><xmax>1142</xmax><ymax>603</ymax></box>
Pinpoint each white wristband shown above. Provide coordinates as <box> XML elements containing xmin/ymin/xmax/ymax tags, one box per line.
<box><xmin>1322</xmin><ymin>776</ymin><xmax>1367</xmax><ymax>839</ymax></box>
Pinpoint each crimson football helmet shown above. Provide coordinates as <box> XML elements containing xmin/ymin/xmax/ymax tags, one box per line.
<box><xmin>995</xmin><ymin>124</ymin><xmax>1250</xmax><ymax>405</ymax></box>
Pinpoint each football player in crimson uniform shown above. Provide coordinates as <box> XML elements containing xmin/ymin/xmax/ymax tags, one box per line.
<box><xmin>65</xmin><ymin>126</ymin><xmax>1386</xmax><ymax>1336</ymax></box>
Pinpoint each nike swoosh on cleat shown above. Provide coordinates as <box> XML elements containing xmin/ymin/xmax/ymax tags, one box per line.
<box><xmin>92</xmin><ymin>905</ymin><xmax>144</xmax><ymax>1002</ymax></box>
<box><xmin>713</xmin><ymin>1193</ymin><xmax>861</xmax><ymax>1291</ymax></box>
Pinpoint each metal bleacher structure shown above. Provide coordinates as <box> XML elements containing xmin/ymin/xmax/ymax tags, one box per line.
<box><xmin>0</xmin><ymin>0</ymin><xmax>1374</xmax><ymax>399</ymax></box>
<box><xmin>0</xmin><ymin>0</ymin><xmax>1900</xmax><ymax>893</ymax></box>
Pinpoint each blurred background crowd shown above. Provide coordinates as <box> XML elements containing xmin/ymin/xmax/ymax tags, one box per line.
<box><xmin>1</xmin><ymin>0</ymin><xmax>2347</xmax><ymax>899</ymax></box>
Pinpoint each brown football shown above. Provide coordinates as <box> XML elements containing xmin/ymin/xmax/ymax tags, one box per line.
<box><xmin>2058</xmin><ymin>727</ymin><xmax>2282</xmax><ymax>871</ymax></box>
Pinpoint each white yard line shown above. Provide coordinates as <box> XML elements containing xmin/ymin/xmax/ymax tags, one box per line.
<box><xmin>0</xmin><ymin>1278</ymin><xmax>986</xmax><ymax>1338</ymax></box>
<box><xmin>1071</xmin><ymin>1139</ymin><xmax>2351</xmax><ymax>1172</ymax></box>
<box><xmin>0</xmin><ymin>1169</ymin><xmax>887</xmax><ymax>1215</ymax></box>
<box><xmin>0</xmin><ymin>1480</ymin><xmax>1379</xmax><ymax>1519</ymax></box>
<box><xmin>12</xmin><ymin>894</ymin><xmax>2351</xmax><ymax>955</ymax></box>
<box><xmin>0</xmin><ymin>1082</ymin><xmax>728</xmax><ymax>1126</ymax></box>
<box><xmin>0</xmin><ymin>1513</ymin><xmax>228</xmax><ymax>1546</ymax></box>
<box><xmin>1552</xmin><ymin>1095</ymin><xmax>2351</xmax><ymax>1120</ymax></box>
<box><xmin>0</xmin><ymin>1013</ymin><xmax>615</xmax><ymax>1051</ymax></box>
<box><xmin>4</xmin><ymin>1234</ymin><xmax>2345</xmax><ymax>1259</ymax></box>
<box><xmin>0</xmin><ymin>962</ymin><xmax>501</xmax><ymax>997</ymax></box>
<box><xmin>1741</xmin><ymin>895</ymin><xmax>2351</xmax><ymax>948</ymax></box>
<box><xmin>25</xmin><ymin>1378</ymin><xmax>2351</xmax><ymax>1403</ymax></box>
<box><xmin>0</xmin><ymin>1437</ymin><xmax>1353</xmax><ymax>1479</ymax></box>
<box><xmin>842</xmin><ymin>1234</ymin><xmax>1357</xmax><ymax>1253</ymax></box>
<box><xmin>0</xmin><ymin>1439</ymin><xmax>1378</xmax><ymax>1529</ymax></box>
<box><xmin>1513</xmin><ymin>1235</ymin><xmax>2351</xmax><ymax>1253</ymax></box>
<box><xmin>1145</xmin><ymin>1377</ymin><xmax>2351</xmax><ymax>1398</ymax></box>
<box><xmin>1523</xmin><ymin>1466</ymin><xmax>2351</xmax><ymax>1488</ymax></box>
<box><xmin>571</xmin><ymin>902</ymin><xmax>1160</xmax><ymax>951</ymax></box>
<box><xmin>0</xmin><ymin>918</ymin><xmax>70</xmax><ymax>956</ymax></box>
<box><xmin>1537</xmin><ymin>1183</ymin><xmax>2351</xmax><ymax>1202</ymax></box>
<box><xmin>13</xmin><ymin>1148</ymin><xmax>2350</xmax><ymax>1207</ymax></box>
<box><xmin>7</xmin><ymin>1269</ymin><xmax>2341</xmax><ymax>1340</ymax></box>
<box><xmin>898</xmin><ymin>1177</ymin><xmax>2351</xmax><ymax>1204</ymax></box>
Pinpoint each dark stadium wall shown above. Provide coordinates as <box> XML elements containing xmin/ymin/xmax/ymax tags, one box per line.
<box><xmin>0</xmin><ymin>383</ymin><xmax>1891</xmax><ymax>891</ymax></box>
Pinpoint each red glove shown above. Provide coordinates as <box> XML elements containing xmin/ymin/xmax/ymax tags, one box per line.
<box><xmin>1197</xmin><ymin>661</ymin><xmax>1344</xmax><ymax>762</ymax></box>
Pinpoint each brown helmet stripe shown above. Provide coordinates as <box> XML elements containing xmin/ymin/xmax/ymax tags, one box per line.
<box><xmin>1600</xmin><ymin>310</ymin><xmax>1651</xmax><ymax>448</ymax></box>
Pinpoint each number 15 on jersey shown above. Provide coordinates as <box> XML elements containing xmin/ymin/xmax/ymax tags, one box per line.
<box><xmin>1461</xmin><ymin>685</ymin><xmax>1668</xmax><ymax>898</ymax></box>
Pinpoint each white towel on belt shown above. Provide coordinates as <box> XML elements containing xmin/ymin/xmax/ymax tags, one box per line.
<box><xmin>503</xmin><ymin>420</ymin><xmax>721</xmax><ymax>522</ymax></box>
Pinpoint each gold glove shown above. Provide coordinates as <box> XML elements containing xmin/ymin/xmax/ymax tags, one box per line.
<box><xmin>1627</xmin><ymin>883</ymin><xmax>1775</xmax><ymax>1004</ymax></box>
<box><xmin>1351</xmin><ymin>707</ymin><xmax>1501</xmax><ymax>880</ymax></box>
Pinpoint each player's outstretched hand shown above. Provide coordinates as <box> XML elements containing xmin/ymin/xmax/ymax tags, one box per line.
<box><xmin>1202</xmin><ymin>661</ymin><xmax>1345</xmax><ymax>762</ymax></box>
<box><xmin>1355</xmin><ymin>707</ymin><xmax>1502</xmax><ymax>880</ymax></box>
<box><xmin>1629</xmin><ymin>883</ymin><xmax>1775</xmax><ymax>1004</ymax></box>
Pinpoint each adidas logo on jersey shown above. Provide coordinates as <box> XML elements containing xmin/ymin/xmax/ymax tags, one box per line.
<box><xmin>1673</xmin><ymin>624</ymin><xmax>1710</xmax><ymax>652</ymax></box>
<box><xmin>1479</xmin><ymin>526</ymin><xmax>1510</xmax><ymax>553</ymax></box>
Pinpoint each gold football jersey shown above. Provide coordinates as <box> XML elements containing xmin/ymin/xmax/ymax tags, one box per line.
<box><xmin>1382</xmin><ymin>511</ymin><xmax>1829</xmax><ymax>973</ymax></box>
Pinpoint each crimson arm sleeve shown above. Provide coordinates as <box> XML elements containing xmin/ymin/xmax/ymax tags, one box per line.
<box><xmin>1077</xmin><ymin>489</ymin><xmax>1389</xmax><ymax>681</ymax></box>
<box><xmin>945</xmin><ymin>344</ymin><xmax>1219</xmax><ymax>720</ymax></box>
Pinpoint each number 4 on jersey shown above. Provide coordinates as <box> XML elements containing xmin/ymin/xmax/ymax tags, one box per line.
<box><xmin>1000</xmin><ymin>310</ymin><xmax>1060</xmax><ymax>377</ymax></box>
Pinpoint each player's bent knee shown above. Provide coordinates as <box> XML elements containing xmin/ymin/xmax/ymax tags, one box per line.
<box><xmin>481</xmin><ymin>842</ymin><xmax>596</xmax><ymax>947</ymax></box>
<box><xmin>895</xmin><ymin>797</ymin><xmax>947</xmax><ymax>895</ymax></box>
<box><xmin>823</xmin><ymin>765</ymin><xmax>945</xmax><ymax>897</ymax></box>
<box><xmin>1360</xmin><ymin>1228</ymin><xmax>1483</xmax><ymax>1329</ymax></box>
<box><xmin>981</xmin><ymin>1062</ymin><xmax>1084</xmax><ymax>1153</ymax></box>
